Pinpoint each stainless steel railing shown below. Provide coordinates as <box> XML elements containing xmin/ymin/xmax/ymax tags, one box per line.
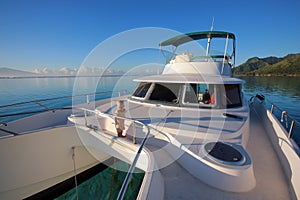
<box><xmin>78</xmin><ymin>108</ymin><xmax>150</xmax><ymax>200</ymax></box>
<box><xmin>0</xmin><ymin>90</ymin><xmax>127</xmax><ymax>119</ymax></box>
<box><xmin>0</xmin><ymin>90</ymin><xmax>128</xmax><ymax>138</ymax></box>
<box><xmin>269</xmin><ymin>103</ymin><xmax>300</xmax><ymax>139</ymax></box>
<box><xmin>251</xmin><ymin>94</ymin><xmax>300</xmax><ymax>152</ymax></box>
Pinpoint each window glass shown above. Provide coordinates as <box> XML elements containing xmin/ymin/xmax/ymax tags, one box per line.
<box><xmin>184</xmin><ymin>83</ymin><xmax>215</xmax><ymax>105</ymax></box>
<box><xmin>184</xmin><ymin>84</ymin><xmax>198</xmax><ymax>103</ymax></box>
<box><xmin>225</xmin><ymin>84</ymin><xmax>242</xmax><ymax>108</ymax></box>
<box><xmin>132</xmin><ymin>82</ymin><xmax>151</xmax><ymax>98</ymax></box>
<box><xmin>149</xmin><ymin>83</ymin><xmax>180</xmax><ymax>103</ymax></box>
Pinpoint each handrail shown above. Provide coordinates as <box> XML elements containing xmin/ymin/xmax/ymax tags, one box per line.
<box><xmin>251</xmin><ymin>94</ymin><xmax>300</xmax><ymax>150</ymax></box>
<box><xmin>0</xmin><ymin>90</ymin><xmax>127</xmax><ymax>119</ymax></box>
<box><xmin>269</xmin><ymin>102</ymin><xmax>300</xmax><ymax>138</ymax></box>
<box><xmin>0</xmin><ymin>90</ymin><xmax>127</xmax><ymax>109</ymax></box>
<box><xmin>0</xmin><ymin>107</ymin><xmax>73</xmax><ymax>118</ymax></box>
<box><xmin>78</xmin><ymin>108</ymin><xmax>150</xmax><ymax>200</ymax></box>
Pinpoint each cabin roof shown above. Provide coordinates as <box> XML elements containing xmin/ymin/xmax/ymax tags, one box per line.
<box><xmin>133</xmin><ymin>74</ymin><xmax>244</xmax><ymax>84</ymax></box>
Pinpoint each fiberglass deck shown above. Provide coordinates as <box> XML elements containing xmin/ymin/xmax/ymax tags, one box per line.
<box><xmin>159</xmin><ymin>107</ymin><xmax>291</xmax><ymax>199</ymax></box>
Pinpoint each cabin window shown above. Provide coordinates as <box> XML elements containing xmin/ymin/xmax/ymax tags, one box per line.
<box><xmin>183</xmin><ymin>83</ymin><xmax>215</xmax><ymax>106</ymax></box>
<box><xmin>225</xmin><ymin>84</ymin><xmax>242</xmax><ymax>108</ymax></box>
<box><xmin>149</xmin><ymin>83</ymin><xmax>180</xmax><ymax>103</ymax></box>
<box><xmin>132</xmin><ymin>82</ymin><xmax>151</xmax><ymax>98</ymax></box>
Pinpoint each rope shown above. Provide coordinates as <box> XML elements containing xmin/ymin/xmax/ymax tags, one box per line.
<box><xmin>72</xmin><ymin>147</ymin><xmax>79</xmax><ymax>200</ymax></box>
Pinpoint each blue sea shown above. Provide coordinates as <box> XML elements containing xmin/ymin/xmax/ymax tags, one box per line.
<box><xmin>242</xmin><ymin>76</ymin><xmax>300</xmax><ymax>147</ymax></box>
<box><xmin>0</xmin><ymin>76</ymin><xmax>299</xmax><ymax>146</ymax></box>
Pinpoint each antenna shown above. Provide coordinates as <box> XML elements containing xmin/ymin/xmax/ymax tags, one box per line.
<box><xmin>210</xmin><ymin>16</ymin><xmax>214</xmax><ymax>31</ymax></box>
<box><xmin>206</xmin><ymin>17</ymin><xmax>214</xmax><ymax>56</ymax></box>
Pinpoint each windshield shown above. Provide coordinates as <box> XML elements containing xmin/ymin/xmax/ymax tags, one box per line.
<box><xmin>183</xmin><ymin>83</ymin><xmax>215</xmax><ymax>106</ymax></box>
<box><xmin>149</xmin><ymin>83</ymin><xmax>180</xmax><ymax>103</ymax></box>
<box><xmin>160</xmin><ymin>32</ymin><xmax>235</xmax><ymax>66</ymax></box>
<box><xmin>132</xmin><ymin>82</ymin><xmax>151</xmax><ymax>98</ymax></box>
<box><xmin>132</xmin><ymin>82</ymin><xmax>243</xmax><ymax>109</ymax></box>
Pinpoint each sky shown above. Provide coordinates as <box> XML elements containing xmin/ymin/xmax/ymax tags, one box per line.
<box><xmin>0</xmin><ymin>0</ymin><xmax>300</xmax><ymax>72</ymax></box>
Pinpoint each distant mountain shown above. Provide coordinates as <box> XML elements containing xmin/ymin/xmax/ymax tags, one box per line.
<box><xmin>0</xmin><ymin>66</ymin><xmax>127</xmax><ymax>78</ymax></box>
<box><xmin>0</xmin><ymin>67</ymin><xmax>39</xmax><ymax>78</ymax></box>
<box><xmin>233</xmin><ymin>53</ymin><xmax>300</xmax><ymax>76</ymax></box>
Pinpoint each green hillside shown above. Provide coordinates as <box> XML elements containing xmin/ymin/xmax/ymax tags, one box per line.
<box><xmin>233</xmin><ymin>53</ymin><xmax>300</xmax><ymax>76</ymax></box>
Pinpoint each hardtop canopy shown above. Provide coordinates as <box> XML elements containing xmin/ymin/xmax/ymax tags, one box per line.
<box><xmin>160</xmin><ymin>31</ymin><xmax>235</xmax><ymax>47</ymax></box>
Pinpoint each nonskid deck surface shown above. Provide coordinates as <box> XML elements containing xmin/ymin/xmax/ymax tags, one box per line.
<box><xmin>156</xmin><ymin>107</ymin><xmax>291</xmax><ymax>200</ymax></box>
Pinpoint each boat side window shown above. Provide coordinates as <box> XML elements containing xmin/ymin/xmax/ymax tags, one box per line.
<box><xmin>149</xmin><ymin>83</ymin><xmax>180</xmax><ymax>103</ymax></box>
<box><xmin>132</xmin><ymin>82</ymin><xmax>151</xmax><ymax>98</ymax></box>
<box><xmin>183</xmin><ymin>83</ymin><xmax>215</xmax><ymax>106</ymax></box>
<box><xmin>225</xmin><ymin>84</ymin><xmax>242</xmax><ymax>108</ymax></box>
<box><xmin>184</xmin><ymin>84</ymin><xmax>198</xmax><ymax>104</ymax></box>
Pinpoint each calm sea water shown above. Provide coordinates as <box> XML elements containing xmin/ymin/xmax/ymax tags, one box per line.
<box><xmin>0</xmin><ymin>76</ymin><xmax>299</xmax><ymax>145</ymax></box>
<box><xmin>55</xmin><ymin>160</ymin><xmax>144</xmax><ymax>200</ymax></box>
<box><xmin>241</xmin><ymin>76</ymin><xmax>300</xmax><ymax>147</ymax></box>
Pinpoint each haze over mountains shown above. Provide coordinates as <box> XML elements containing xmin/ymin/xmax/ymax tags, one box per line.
<box><xmin>0</xmin><ymin>67</ymin><xmax>38</xmax><ymax>77</ymax></box>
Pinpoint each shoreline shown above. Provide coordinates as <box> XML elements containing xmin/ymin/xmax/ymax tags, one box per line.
<box><xmin>0</xmin><ymin>74</ymin><xmax>142</xmax><ymax>79</ymax></box>
<box><xmin>233</xmin><ymin>73</ymin><xmax>300</xmax><ymax>77</ymax></box>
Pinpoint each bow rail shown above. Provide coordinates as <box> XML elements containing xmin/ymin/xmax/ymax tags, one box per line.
<box><xmin>77</xmin><ymin>107</ymin><xmax>151</xmax><ymax>200</ymax></box>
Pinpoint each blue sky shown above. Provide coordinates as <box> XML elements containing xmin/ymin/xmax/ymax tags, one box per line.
<box><xmin>0</xmin><ymin>0</ymin><xmax>300</xmax><ymax>72</ymax></box>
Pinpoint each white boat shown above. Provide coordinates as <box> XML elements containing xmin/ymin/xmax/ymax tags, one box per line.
<box><xmin>0</xmin><ymin>31</ymin><xmax>300</xmax><ymax>200</ymax></box>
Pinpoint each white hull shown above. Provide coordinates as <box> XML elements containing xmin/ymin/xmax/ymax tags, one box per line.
<box><xmin>0</xmin><ymin>126</ymin><xmax>102</xmax><ymax>199</ymax></box>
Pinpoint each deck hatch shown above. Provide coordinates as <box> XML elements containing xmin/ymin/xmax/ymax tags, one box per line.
<box><xmin>204</xmin><ymin>142</ymin><xmax>245</xmax><ymax>165</ymax></box>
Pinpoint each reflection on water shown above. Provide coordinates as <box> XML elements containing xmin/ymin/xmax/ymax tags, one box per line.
<box><xmin>0</xmin><ymin>76</ymin><xmax>138</xmax><ymax>106</ymax></box>
<box><xmin>240</xmin><ymin>76</ymin><xmax>300</xmax><ymax>147</ymax></box>
<box><xmin>241</xmin><ymin>76</ymin><xmax>300</xmax><ymax>118</ymax></box>
<box><xmin>0</xmin><ymin>76</ymin><xmax>139</xmax><ymax>122</ymax></box>
<box><xmin>242</xmin><ymin>76</ymin><xmax>300</xmax><ymax>99</ymax></box>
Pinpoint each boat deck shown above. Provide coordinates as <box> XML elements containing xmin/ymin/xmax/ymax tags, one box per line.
<box><xmin>158</xmin><ymin>106</ymin><xmax>291</xmax><ymax>199</ymax></box>
<box><xmin>77</xmin><ymin>99</ymin><xmax>292</xmax><ymax>199</ymax></box>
